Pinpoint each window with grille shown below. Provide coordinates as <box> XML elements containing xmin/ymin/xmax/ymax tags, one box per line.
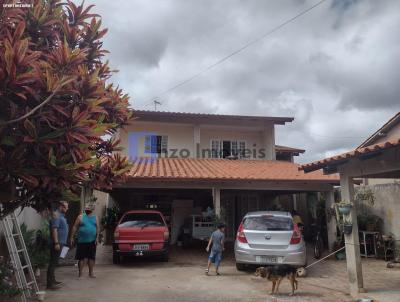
<box><xmin>144</xmin><ymin>135</ymin><xmax>168</xmax><ymax>155</ymax></box>
<box><xmin>210</xmin><ymin>140</ymin><xmax>246</xmax><ymax>158</ymax></box>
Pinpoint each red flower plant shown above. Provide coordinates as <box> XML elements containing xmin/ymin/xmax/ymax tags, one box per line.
<box><xmin>0</xmin><ymin>0</ymin><xmax>132</xmax><ymax>217</ymax></box>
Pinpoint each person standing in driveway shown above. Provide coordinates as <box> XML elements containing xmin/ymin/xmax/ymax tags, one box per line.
<box><xmin>70</xmin><ymin>204</ymin><xmax>100</xmax><ymax>278</ymax></box>
<box><xmin>47</xmin><ymin>201</ymin><xmax>69</xmax><ymax>290</ymax></box>
<box><xmin>205</xmin><ymin>223</ymin><xmax>226</xmax><ymax>276</ymax></box>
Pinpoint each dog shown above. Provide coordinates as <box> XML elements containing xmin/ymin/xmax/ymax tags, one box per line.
<box><xmin>255</xmin><ymin>265</ymin><xmax>298</xmax><ymax>296</ymax></box>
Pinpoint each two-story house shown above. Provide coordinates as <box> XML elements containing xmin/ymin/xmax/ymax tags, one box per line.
<box><xmin>97</xmin><ymin>110</ymin><xmax>339</xmax><ymax>244</ymax></box>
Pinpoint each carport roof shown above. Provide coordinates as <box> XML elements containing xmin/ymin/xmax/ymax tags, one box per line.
<box><xmin>300</xmin><ymin>138</ymin><xmax>400</xmax><ymax>173</ymax></box>
<box><xmin>126</xmin><ymin>158</ymin><xmax>339</xmax><ymax>184</ymax></box>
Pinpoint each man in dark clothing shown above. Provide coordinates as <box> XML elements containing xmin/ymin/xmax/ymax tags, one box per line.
<box><xmin>47</xmin><ymin>201</ymin><xmax>69</xmax><ymax>290</ymax></box>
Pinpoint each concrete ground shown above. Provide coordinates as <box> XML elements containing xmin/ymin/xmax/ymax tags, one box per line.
<box><xmin>41</xmin><ymin>244</ymin><xmax>400</xmax><ymax>302</ymax></box>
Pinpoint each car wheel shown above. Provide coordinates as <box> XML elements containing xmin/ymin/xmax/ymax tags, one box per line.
<box><xmin>236</xmin><ymin>263</ymin><xmax>246</xmax><ymax>271</ymax></box>
<box><xmin>113</xmin><ymin>251</ymin><xmax>120</xmax><ymax>264</ymax></box>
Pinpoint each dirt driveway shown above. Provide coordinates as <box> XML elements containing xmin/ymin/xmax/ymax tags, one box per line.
<box><xmin>43</xmin><ymin>244</ymin><xmax>399</xmax><ymax>302</ymax></box>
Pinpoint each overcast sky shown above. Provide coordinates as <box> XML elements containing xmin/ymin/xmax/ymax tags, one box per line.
<box><xmin>85</xmin><ymin>0</ymin><xmax>400</xmax><ymax>163</ymax></box>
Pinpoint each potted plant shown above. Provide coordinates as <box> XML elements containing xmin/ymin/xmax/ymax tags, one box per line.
<box><xmin>355</xmin><ymin>188</ymin><xmax>375</xmax><ymax>207</ymax></box>
<box><xmin>336</xmin><ymin>201</ymin><xmax>353</xmax><ymax>215</ymax></box>
<box><xmin>343</xmin><ymin>222</ymin><xmax>353</xmax><ymax>235</ymax></box>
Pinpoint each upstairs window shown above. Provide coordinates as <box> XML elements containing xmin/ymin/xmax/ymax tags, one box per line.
<box><xmin>144</xmin><ymin>135</ymin><xmax>168</xmax><ymax>155</ymax></box>
<box><xmin>210</xmin><ymin>140</ymin><xmax>246</xmax><ymax>158</ymax></box>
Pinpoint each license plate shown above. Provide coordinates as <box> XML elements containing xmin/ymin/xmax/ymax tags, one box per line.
<box><xmin>256</xmin><ymin>256</ymin><xmax>277</xmax><ymax>263</ymax></box>
<box><xmin>133</xmin><ymin>244</ymin><xmax>149</xmax><ymax>251</ymax></box>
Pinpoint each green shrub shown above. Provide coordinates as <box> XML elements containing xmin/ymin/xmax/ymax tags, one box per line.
<box><xmin>0</xmin><ymin>258</ymin><xmax>21</xmax><ymax>299</ymax></box>
<box><xmin>20</xmin><ymin>222</ymin><xmax>50</xmax><ymax>269</ymax></box>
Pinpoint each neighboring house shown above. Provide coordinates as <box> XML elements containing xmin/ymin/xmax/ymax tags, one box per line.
<box><xmin>354</xmin><ymin>112</ymin><xmax>400</xmax><ymax>238</ymax></box>
<box><xmin>358</xmin><ymin>112</ymin><xmax>400</xmax><ymax>186</ymax></box>
<box><xmin>97</xmin><ymin>110</ymin><xmax>339</xmax><ymax>243</ymax></box>
<box><xmin>355</xmin><ymin>112</ymin><xmax>400</xmax><ymax>238</ymax></box>
<box><xmin>302</xmin><ymin>112</ymin><xmax>400</xmax><ymax>239</ymax></box>
<box><xmin>300</xmin><ymin>112</ymin><xmax>400</xmax><ymax>296</ymax></box>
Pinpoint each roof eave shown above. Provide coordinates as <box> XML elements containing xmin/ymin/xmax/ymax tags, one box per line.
<box><xmin>132</xmin><ymin>110</ymin><xmax>294</xmax><ymax>125</ymax></box>
<box><xmin>126</xmin><ymin>175</ymin><xmax>339</xmax><ymax>185</ymax></box>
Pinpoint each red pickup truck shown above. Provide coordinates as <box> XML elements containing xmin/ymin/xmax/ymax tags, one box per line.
<box><xmin>113</xmin><ymin>210</ymin><xmax>170</xmax><ymax>264</ymax></box>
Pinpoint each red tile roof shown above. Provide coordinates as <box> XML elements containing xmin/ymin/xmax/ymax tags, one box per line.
<box><xmin>127</xmin><ymin>158</ymin><xmax>339</xmax><ymax>184</ymax></box>
<box><xmin>300</xmin><ymin>138</ymin><xmax>400</xmax><ymax>173</ymax></box>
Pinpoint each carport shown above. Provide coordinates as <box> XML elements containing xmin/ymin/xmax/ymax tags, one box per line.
<box><xmin>110</xmin><ymin>157</ymin><xmax>339</xmax><ymax>245</ymax></box>
<box><xmin>301</xmin><ymin>130</ymin><xmax>400</xmax><ymax>297</ymax></box>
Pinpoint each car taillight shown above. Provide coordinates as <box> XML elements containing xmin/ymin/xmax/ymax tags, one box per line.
<box><xmin>236</xmin><ymin>222</ymin><xmax>248</xmax><ymax>243</ymax></box>
<box><xmin>290</xmin><ymin>225</ymin><xmax>301</xmax><ymax>245</ymax></box>
<box><xmin>164</xmin><ymin>230</ymin><xmax>169</xmax><ymax>241</ymax></box>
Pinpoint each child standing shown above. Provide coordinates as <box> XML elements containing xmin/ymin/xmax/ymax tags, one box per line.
<box><xmin>205</xmin><ymin>223</ymin><xmax>226</xmax><ymax>275</ymax></box>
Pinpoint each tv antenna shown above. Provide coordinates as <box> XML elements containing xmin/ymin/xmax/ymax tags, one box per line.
<box><xmin>153</xmin><ymin>99</ymin><xmax>161</xmax><ymax>111</ymax></box>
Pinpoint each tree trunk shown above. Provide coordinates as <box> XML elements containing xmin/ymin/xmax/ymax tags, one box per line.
<box><xmin>80</xmin><ymin>186</ymin><xmax>94</xmax><ymax>211</ymax></box>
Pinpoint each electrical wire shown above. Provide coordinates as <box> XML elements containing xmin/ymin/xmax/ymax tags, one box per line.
<box><xmin>144</xmin><ymin>0</ymin><xmax>328</xmax><ymax>104</ymax></box>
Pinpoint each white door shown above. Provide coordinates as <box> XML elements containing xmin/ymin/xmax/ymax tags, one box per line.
<box><xmin>171</xmin><ymin>200</ymin><xmax>193</xmax><ymax>245</ymax></box>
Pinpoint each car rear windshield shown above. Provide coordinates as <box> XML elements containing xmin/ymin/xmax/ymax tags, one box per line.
<box><xmin>118</xmin><ymin>213</ymin><xmax>164</xmax><ymax>228</ymax></box>
<box><xmin>243</xmin><ymin>215</ymin><xmax>293</xmax><ymax>231</ymax></box>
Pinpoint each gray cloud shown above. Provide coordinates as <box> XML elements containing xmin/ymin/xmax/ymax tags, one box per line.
<box><xmin>85</xmin><ymin>0</ymin><xmax>400</xmax><ymax>163</ymax></box>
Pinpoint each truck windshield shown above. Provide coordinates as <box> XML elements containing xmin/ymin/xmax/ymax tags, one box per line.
<box><xmin>119</xmin><ymin>213</ymin><xmax>164</xmax><ymax>228</ymax></box>
<box><xmin>243</xmin><ymin>216</ymin><xmax>293</xmax><ymax>231</ymax></box>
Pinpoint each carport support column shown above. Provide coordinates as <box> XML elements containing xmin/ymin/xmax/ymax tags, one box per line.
<box><xmin>340</xmin><ymin>174</ymin><xmax>363</xmax><ymax>296</ymax></box>
<box><xmin>324</xmin><ymin>190</ymin><xmax>336</xmax><ymax>252</ymax></box>
<box><xmin>212</xmin><ymin>188</ymin><xmax>221</xmax><ymax>218</ymax></box>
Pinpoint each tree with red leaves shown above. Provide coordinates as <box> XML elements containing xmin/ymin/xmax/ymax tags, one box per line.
<box><xmin>0</xmin><ymin>0</ymin><xmax>132</xmax><ymax>218</ymax></box>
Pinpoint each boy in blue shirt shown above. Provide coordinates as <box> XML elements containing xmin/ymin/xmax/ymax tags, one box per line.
<box><xmin>205</xmin><ymin>223</ymin><xmax>226</xmax><ymax>275</ymax></box>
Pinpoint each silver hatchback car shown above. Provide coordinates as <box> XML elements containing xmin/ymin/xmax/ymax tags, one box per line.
<box><xmin>234</xmin><ymin>211</ymin><xmax>306</xmax><ymax>270</ymax></box>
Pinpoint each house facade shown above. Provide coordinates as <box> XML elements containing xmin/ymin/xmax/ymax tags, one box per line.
<box><xmin>116</xmin><ymin>110</ymin><xmax>296</xmax><ymax>161</ymax></box>
<box><xmin>97</xmin><ymin>110</ymin><xmax>339</xmax><ymax>245</ymax></box>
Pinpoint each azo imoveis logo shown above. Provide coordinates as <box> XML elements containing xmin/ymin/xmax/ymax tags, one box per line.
<box><xmin>3</xmin><ymin>1</ymin><xmax>33</xmax><ymax>8</ymax></box>
<box><xmin>128</xmin><ymin>131</ymin><xmax>158</xmax><ymax>163</ymax></box>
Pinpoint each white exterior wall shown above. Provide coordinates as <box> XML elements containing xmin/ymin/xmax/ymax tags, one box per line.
<box><xmin>356</xmin><ymin>183</ymin><xmax>400</xmax><ymax>240</ymax></box>
<box><xmin>262</xmin><ymin>123</ymin><xmax>276</xmax><ymax>160</ymax></box>
<box><xmin>119</xmin><ymin>122</ymin><xmax>195</xmax><ymax>158</ymax></box>
<box><xmin>15</xmin><ymin>207</ymin><xmax>43</xmax><ymax>230</ymax></box>
<box><xmin>118</xmin><ymin>121</ymin><xmax>276</xmax><ymax>160</ymax></box>
<box><xmin>93</xmin><ymin>190</ymin><xmax>110</xmax><ymax>219</ymax></box>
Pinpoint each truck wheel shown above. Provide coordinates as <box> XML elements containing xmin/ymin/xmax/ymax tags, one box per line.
<box><xmin>236</xmin><ymin>263</ymin><xmax>246</xmax><ymax>271</ymax></box>
<box><xmin>113</xmin><ymin>251</ymin><xmax>120</xmax><ymax>264</ymax></box>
